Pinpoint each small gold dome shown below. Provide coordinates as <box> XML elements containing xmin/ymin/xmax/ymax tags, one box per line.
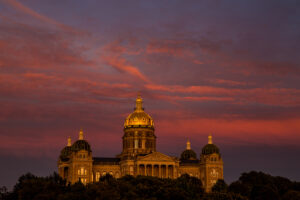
<box><xmin>124</xmin><ymin>94</ymin><xmax>154</xmax><ymax>128</ymax></box>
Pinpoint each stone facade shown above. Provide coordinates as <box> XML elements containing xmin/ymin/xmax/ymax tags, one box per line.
<box><xmin>58</xmin><ymin>95</ymin><xmax>223</xmax><ymax>192</ymax></box>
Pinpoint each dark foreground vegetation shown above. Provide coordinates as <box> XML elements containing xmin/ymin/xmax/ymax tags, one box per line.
<box><xmin>1</xmin><ymin>171</ymin><xmax>300</xmax><ymax>200</ymax></box>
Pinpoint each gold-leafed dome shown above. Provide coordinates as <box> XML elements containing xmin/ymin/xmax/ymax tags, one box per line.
<box><xmin>124</xmin><ymin>94</ymin><xmax>154</xmax><ymax>129</ymax></box>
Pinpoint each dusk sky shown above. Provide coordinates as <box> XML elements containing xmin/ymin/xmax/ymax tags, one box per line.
<box><xmin>1</xmin><ymin>0</ymin><xmax>300</xmax><ymax>189</ymax></box>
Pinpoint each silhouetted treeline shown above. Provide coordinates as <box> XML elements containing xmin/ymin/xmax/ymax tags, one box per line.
<box><xmin>1</xmin><ymin>171</ymin><xmax>300</xmax><ymax>200</ymax></box>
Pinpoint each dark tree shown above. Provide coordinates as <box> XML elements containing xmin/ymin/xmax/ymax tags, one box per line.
<box><xmin>228</xmin><ymin>181</ymin><xmax>250</xmax><ymax>197</ymax></box>
<box><xmin>212</xmin><ymin>179</ymin><xmax>228</xmax><ymax>193</ymax></box>
<box><xmin>282</xmin><ymin>190</ymin><xmax>300</xmax><ymax>200</ymax></box>
<box><xmin>250</xmin><ymin>185</ymin><xmax>280</xmax><ymax>200</ymax></box>
<box><xmin>3</xmin><ymin>170</ymin><xmax>300</xmax><ymax>200</ymax></box>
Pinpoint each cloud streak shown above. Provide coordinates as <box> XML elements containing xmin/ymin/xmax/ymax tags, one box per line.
<box><xmin>2</xmin><ymin>0</ymin><xmax>76</xmax><ymax>32</ymax></box>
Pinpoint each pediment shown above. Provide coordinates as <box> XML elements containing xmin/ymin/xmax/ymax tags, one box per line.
<box><xmin>137</xmin><ymin>152</ymin><xmax>175</xmax><ymax>162</ymax></box>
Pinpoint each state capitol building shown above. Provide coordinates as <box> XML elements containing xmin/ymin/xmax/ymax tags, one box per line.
<box><xmin>58</xmin><ymin>94</ymin><xmax>224</xmax><ymax>192</ymax></box>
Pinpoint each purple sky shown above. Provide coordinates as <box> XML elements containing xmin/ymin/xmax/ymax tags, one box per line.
<box><xmin>0</xmin><ymin>0</ymin><xmax>300</xmax><ymax>189</ymax></box>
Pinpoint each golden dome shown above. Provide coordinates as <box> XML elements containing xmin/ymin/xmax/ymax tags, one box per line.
<box><xmin>124</xmin><ymin>94</ymin><xmax>154</xmax><ymax>128</ymax></box>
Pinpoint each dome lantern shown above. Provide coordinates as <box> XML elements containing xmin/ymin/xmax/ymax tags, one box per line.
<box><xmin>208</xmin><ymin>134</ymin><xmax>213</xmax><ymax>144</ymax></box>
<box><xmin>186</xmin><ymin>139</ymin><xmax>191</xmax><ymax>150</ymax></box>
<box><xmin>79</xmin><ymin>129</ymin><xmax>84</xmax><ymax>140</ymax></box>
<box><xmin>67</xmin><ymin>137</ymin><xmax>72</xmax><ymax>147</ymax></box>
<box><xmin>124</xmin><ymin>94</ymin><xmax>154</xmax><ymax>129</ymax></box>
<box><xmin>135</xmin><ymin>93</ymin><xmax>143</xmax><ymax>112</ymax></box>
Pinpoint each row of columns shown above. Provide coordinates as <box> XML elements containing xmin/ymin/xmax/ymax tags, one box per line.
<box><xmin>137</xmin><ymin>164</ymin><xmax>175</xmax><ymax>178</ymax></box>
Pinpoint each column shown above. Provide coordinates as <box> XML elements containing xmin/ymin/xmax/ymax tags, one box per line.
<box><xmin>159</xmin><ymin>165</ymin><xmax>161</xmax><ymax>178</ymax></box>
<box><xmin>151</xmin><ymin>165</ymin><xmax>154</xmax><ymax>176</ymax></box>
<box><xmin>166</xmin><ymin>165</ymin><xmax>168</xmax><ymax>178</ymax></box>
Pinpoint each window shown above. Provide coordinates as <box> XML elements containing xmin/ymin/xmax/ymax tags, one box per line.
<box><xmin>78</xmin><ymin>167</ymin><xmax>87</xmax><ymax>175</ymax></box>
<box><xmin>80</xmin><ymin>178</ymin><xmax>87</xmax><ymax>184</ymax></box>
<box><xmin>129</xmin><ymin>166</ymin><xmax>134</xmax><ymax>175</ymax></box>
<box><xmin>96</xmin><ymin>172</ymin><xmax>100</xmax><ymax>182</ymax></box>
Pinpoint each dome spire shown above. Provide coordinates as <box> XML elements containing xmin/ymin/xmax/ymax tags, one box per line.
<box><xmin>208</xmin><ymin>134</ymin><xmax>213</xmax><ymax>144</ymax></box>
<box><xmin>135</xmin><ymin>92</ymin><xmax>143</xmax><ymax>112</ymax></box>
<box><xmin>79</xmin><ymin>129</ymin><xmax>84</xmax><ymax>140</ymax></box>
<box><xmin>186</xmin><ymin>139</ymin><xmax>191</xmax><ymax>150</ymax></box>
<box><xmin>67</xmin><ymin>136</ymin><xmax>72</xmax><ymax>146</ymax></box>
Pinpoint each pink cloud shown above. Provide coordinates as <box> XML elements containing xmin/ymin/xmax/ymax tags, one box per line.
<box><xmin>3</xmin><ymin>0</ymin><xmax>76</xmax><ymax>32</ymax></box>
<box><xmin>103</xmin><ymin>56</ymin><xmax>151</xmax><ymax>83</ymax></box>
<box><xmin>156</xmin><ymin>117</ymin><xmax>300</xmax><ymax>146</ymax></box>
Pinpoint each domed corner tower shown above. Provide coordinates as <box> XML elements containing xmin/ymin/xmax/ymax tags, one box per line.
<box><xmin>58</xmin><ymin>136</ymin><xmax>73</xmax><ymax>181</ymax></box>
<box><xmin>199</xmin><ymin>134</ymin><xmax>224</xmax><ymax>193</ymax></box>
<box><xmin>178</xmin><ymin>139</ymin><xmax>201</xmax><ymax>178</ymax></box>
<box><xmin>58</xmin><ymin>129</ymin><xmax>93</xmax><ymax>185</ymax></box>
<box><xmin>121</xmin><ymin>94</ymin><xmax>156</xmax><ymax>160</ymax></box>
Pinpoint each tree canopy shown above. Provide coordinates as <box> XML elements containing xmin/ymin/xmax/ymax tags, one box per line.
<box><xmin>1</xmin><ymin>171</ymin><xmax>300</xmax><ymax>200</ymax></box>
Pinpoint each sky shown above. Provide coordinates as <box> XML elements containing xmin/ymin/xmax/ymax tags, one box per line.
<box><xmin>0</xmin><ymin>0</ymin><xmax>300</xmax><ymax>189</ymax></box>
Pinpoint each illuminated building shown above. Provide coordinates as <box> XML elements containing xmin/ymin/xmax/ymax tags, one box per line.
<box><xmin>58</xmin><ymin>94</ymin><xmax>223</xmax><ymax>192</ymax></box>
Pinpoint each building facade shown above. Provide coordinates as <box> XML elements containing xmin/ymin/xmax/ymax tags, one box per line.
<box><xmin>58</xmin><ymin>95</ymin><xmax>223</xmax><ymax>192</ymax></box>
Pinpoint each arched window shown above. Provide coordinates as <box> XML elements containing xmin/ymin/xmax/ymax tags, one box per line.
<box><xmin>129</xmin><ymin>166</ymin><xmax>134</xmax><ymax>175</ymax></box>
<box><xmin>78</xmin><ymin>167</ymin><xmax>86</xmax><ymax>176</ymax></box>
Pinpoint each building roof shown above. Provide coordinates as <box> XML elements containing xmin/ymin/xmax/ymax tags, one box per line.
<box><xmin>179</xmin><ymin>159</ymin><xmax>200</xmax><ymax>166</ymax></box>
<box><xmin>180</xmin><ymin>149</ymin><xmax>197</xmax><ymax>161</ymax></box>
<box><xmin>93</xmin><ymin>157</ymin><xmax>120</xmax><ymax>165</ymax></box>
<box><xmin>71</xmin><ymin>139</ymin><xmax>91</xmax><ymax>152</ymax></box>
<box><xmin>201</xmin><ymin>144</ymin><xmax>220</xmax><ymax>155</ymax></box>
